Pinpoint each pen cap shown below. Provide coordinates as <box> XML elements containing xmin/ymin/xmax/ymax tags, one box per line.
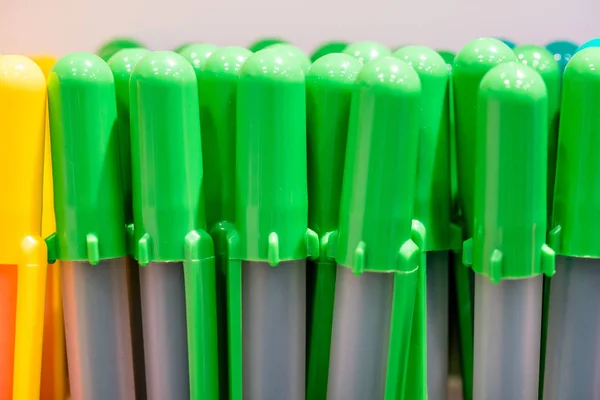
<box><xmin>546</xmin><ymin>41</ymin><xmax>578</xmax><ymax>74</ymax></box>
<box><xmin>48</xmin><ymin>53</ymin><xmax>126</xmax><ymax>262</ymax></box>
<box><xmin>514</xmin><ymin>45</ymin><xmax>560</xmax><ymax>223</ymax></box>
<box><xmin>177</xmin><ymin>43</ymin><xmax>219</xmax><ymax>74</ymax></box>
<box><xmin>130</xmin><ymin>51</ymin><xmax>207</xmax><ymax>262</ymax></box>
<box><xmin>550</xmin><ymin>48</ymin><xmax>600</xmax><ymax>257</ymax></box>
<box><xmin>343</xmin><ymin>41</ymin><xmax>391</xmax><ymax>64</ymax></box>
<box><xmin>311</xmin><ymin>41</ymin><xmax>348</xmax><ymax>62</ymax></box>
<box><xmin>266</xmin><ymin>44</ymin><xmax>311</xmax><ymax>73</ymax></box>
<box><xmin>306</xmin><ymin>53</ymin><xmax>362</xmax><ymax>237</ymax></box>
<box><xmin>236</xmin><ymin>48</ymin><xmax>310</xmax><ymax>262</ymax></box>
<box><xmin>336</xmin><ymin>57</ymin><xmax>421</xmax><ymax>273</ymax></box>
<box><xmin>98</xmin><ymin>38</ymin><xmax>145</xmax><ymax>61</ymax></box>
<box><xmin>198</xmin><ymin>46</ymin><xmax>252</xmax><ymax>229</ymax></box>
<box><xmin>471</xmin><ymin>62</ymin><xmax>550</xmax><ymax>281</ymax></box>
<box><xmin>394</xmin><ymin>46</ymin><xmax>456</xmax><ymax>251</ymax></box>
<box><xmin>453</xmin><ymin>38</ymin><xmax>515</xmax><ymax>236</ymax></box>
<box><xmin>248</xmin><ymin>37</ymin><xmax>286</xmax><ymax>52</ymax></box>
<box><xmin>437</xmin><ymin>50</ymin><xmax>455</xmax><ymax>66</ymax></box>
<box><xmin>0</xmin><ymin>56</ymin><xmax>46</xmax><ymax>264</ymax></box>
<box><xmin>499</xmin><ymin>38</ymin><xmax>516</xmax><ymax>49</ymax></box>
<box><xmin>576</xmin><ymin>38</ymin><xmax>600</xmax><ymax>53</ymax></box>
<box><xmin>108</xmin><ymin>48</ymin><xmax>150</xmax><ymax>226</ymax></box>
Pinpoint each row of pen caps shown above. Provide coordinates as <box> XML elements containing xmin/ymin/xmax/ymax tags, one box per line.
<box><xmin>0</xmin><ymin>34</ymin><xmax>597</xmax><ymax>400</ymax></box>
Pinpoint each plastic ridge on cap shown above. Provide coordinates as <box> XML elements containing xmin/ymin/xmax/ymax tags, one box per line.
<box><xmin>46</xmin><ymin>52</ymin><xmax>126</xmax><ymax>263</ymax></box>
<box><xmin>235</xmin><ymin>47</ymin><xmax>319</xmax><ymax>264</ymax></box>
<box><xmin>463</xmin><ymin>62</ymin><xmax>555</xmax><ymax>282</ymax></box>
<box><xmin>343</xmin><ymin>41</ymin><xmax>391</xmax><ymax>65</ymax></box>
<box><xmin>514</xmin><ymin>45</ymin><xmax>560</xmax><ymax>224</ymax></box>
<box><xmin>393</xmin><ymin>45</ymin><xmax>462</xmax><ymax>252</ymax></box>
<box><xmin>453</xmin><ymin>37</ymin><xmax>516</xmax><ymax>237</ymax></box>
<box><xmin>549</xmin><ymin>48</ymin><xmax>600</xmax><ymax>258</ymax></box>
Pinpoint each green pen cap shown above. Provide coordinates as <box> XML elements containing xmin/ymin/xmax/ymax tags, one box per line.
<box><xmin>130</xmin><ymin>51</ymin><xmax>209</xmax><ymax>264</ymax></box>
<box><xmin>343</xmin><ymin>41</ymin><xmax>391</xmax><ymax>64</ymax></box>
<box><xmin>108</xmin><ymin>48</ymin><xmax>151</xmax><ymax>227</ymax></box>
<box><xmin>336</xmin><ymin>57</ymin><xmax>421</xmax><ymax>273</ymax></box>
<box><xmin>177</xmin><ymin>43</ymin><xmax>219</xmax><ymax>73</ymax></box>
<box><xmin>306</xmin><ymin>53</ymin><xmax>362</xmax><ymax>240</ymax></box>
<box><xmin>97</xmin><ymin>38</ymin><xmax>145</xmax><ymax>61</ymax></box>
<box><xmin>198</xmin><ymin>46</ymin><xmax>252</xmax><ymax>229</ymax></box>
<box><xmin>266</xmin><ymin>43</ymin><xmax>311</xmax><ymax>73</ymax></box>
<box><xmin>465</xmin><ymin>62</ymin><xmax>555</xmax><ymax>282</ymax></box>
<box><xmin>310</xmin><ymin>41</ymin><xmax>348</xmax><ymax>62</ymax></box>
<box><xmin>248</xmin><ymin>37</ymin><xmax>286</xmax><ymax>52</ymax></box>
<box><xmin>514</xmin><ymin>45</ymin><xmax>560</xmax><ymax>224</ymax></box>
<box><xmin>550</xmin><ymin>48</ymin><xmax>600</xmax><ymax>258</ymax></box>
<box><xmin>47</xmin><ymin>53</ymin><xmax>126</xmax><ymax>263</ymax></box>
<box><xmin>453</xmin><ymin>38</ymin><xmax>516</xmax><ymax>235</ymax></box>
<box><xmin>393</xmin><ymin>46</ymin><xmax>460</xmax><ymax>251</ymax></box>
<box><xmin>236</xmin><ymin>48</ymin><xmax>317</xmax><ymax>264</ymax></box>
<box><xmin>437</xmin><ymin>50</ymin><xmax>456</xmax><ymax>66</ymax></box>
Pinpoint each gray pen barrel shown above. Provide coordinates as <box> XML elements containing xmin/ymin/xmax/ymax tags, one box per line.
<box><xmin>62</xmin><ymin>258</ymin><xmax>136</xmax><ymax>400</ymax></box>
<box><xmin>427</xmin><ymin>251</ymin><xmax>449</xmax><ymax>400</ymax></box>
<box><xmin>543</xmin><ymin>256</ymin><xmax>600</xmax><ymax>400</ymax></box>
<box><xmin>473</xmin><ymin>274</ymin><xmax>543</xmax><ymax>400</ymax></box>
<box><xmin>139</xmin><ymin>261</ymin><xmax>189</xmax><ymax>400</ymax></box>
<box><xmin>242</xmin><ymin>260</ymin><xmax>306</xmax><ymax>400</ymax></box>
<box><xmin>327</xmin><ymin>265</ymin><xmax>394</xmax><ymax>400</ymax></box>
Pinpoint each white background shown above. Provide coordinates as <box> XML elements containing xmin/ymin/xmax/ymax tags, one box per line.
<box><xmin>1</xmin><ymin>0</ymin><xmax>595</xmax><ymax>56</ymax></box>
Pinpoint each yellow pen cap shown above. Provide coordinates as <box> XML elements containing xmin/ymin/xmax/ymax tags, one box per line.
<box><xmin>0</xmin><ymin>55</ymin><xmax>46</xmax><ymax>264</ymax></box>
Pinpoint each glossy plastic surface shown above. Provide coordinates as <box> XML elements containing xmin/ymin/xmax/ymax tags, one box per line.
<box><xmin>336</xmin><ymin>57</ymin><xmax>421</xmax><ymax>273</ymax></box>
<box><xmin>197</xmin><ymin>46</ymin><xmax>252</xmax><ymax>229</ymax></box>
<box><xmin>464</xmin><ymin>62</ymin><xmax>555</xmax><ymax>281</ymax></box>
<box><xmin>544</xmin><ymin>257</ymin><xmax>600</xmax><ymax>400</ymax></box>
<box><xmin>236</xmin><ymin>48</ymin><xmax>317</xmax><ymax>263</ymax></box>
<box><xmin>33</xmin><ymin>54</ymin><xmax>68</xmax><ymax>400</ymax></box>
<box><xmin>0</xmin><ymin>55</ymin><xmax>48</xmax><ymax>400</ymax></box>
<box><xmin>310</xmin><ymin>41</ymin><xmax>348</xmax><ymax>62</ymax></box>
<box><xmin>393</xmin><ymin>46</ymin><xmax>460</xmax><ymax>251</ymax></box>
<box><xmin>550</xmin><ymin>48</ymin><xmax>600</xmax><ymax>258</ymax></box>
<box><xmin>108</xmin><ymin>48</ymin><xmax>150</xmax><ymax>228</ymax></box>
<box><xmin>130</xmin><ymin>51</ymin><xmax>208</xmax><ymax>262</ymax></box>
<box><xmin>453</xmin><ymin>38</ymin><xmax>516</xmax><ymax>238</ymax></box>
<box><xmin>266</xmin><ymin>43</ymin><xmax>311</xmax><ymax>73</ymax></box>
<box><xmin>248</xmin><ymin>37</ymin><xmax>286</xmax><ymax>52</ymax></box>
<box><xmin>62</xmin><ymin>259</ymin><xmax>135</xmax><ymax>400</ymax></box>
<box><xmin>514</xmin><ymin>45</ymin><xmax>561</xmax><ymax>224</ymax></box>
<box><xmin>473</xmin><ymin>275</ymin><xmax>544</xmax><ymax>400</ymax></box>
<box><xmin>576</xmin><ymin>38</ymin><xmax>600</xmax><ymax>53</ymax></box>
<box><xmin>242</xmin><ymin>260</ymin><xmax>306</xmax><ymax>400</ymax></box>
<box><xmin>97</xmin><ymin>38</ymin><xmax>144</xmax><ymax>61</ymax></box>
<box><xmin>499</xmin><ymin>38</ymin><xmax>517</xmax><ymax>49</ymax></box>
<box><xmin>545</xmin><ymin>41</ymin><xmax>578</xmax><ymax>73</ymax></box>
<box><xmin>305</xmin><ymin>53</ymin><xmax>361</xmax><ymax>400</ymax></box>
<box><xmin>47</xmin><ymin>53</ymin><xmax>126</xmax><ymax>262</ymax></box>
<box><xmin>177</xmin><ymin>43</ymin><xmax>219</xmax><ymax>74</ymax></box>
<box><xmin>437</xmin><ymin>50</ymin><xmax>455</xmax><ymax>65</ymax></box>
<box><xmin>342</xmin><ymin>41</ymin><xmax>391</xmax><ymax>64</ymax></box>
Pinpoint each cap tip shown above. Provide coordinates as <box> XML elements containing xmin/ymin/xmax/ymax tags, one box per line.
<box><xmin>564</xmin><ymin>47</ymin><xmax>600</xmax><ymax>79</ymax></box>
<box><xmin>0</xmin><ymin>55</ymin><xmax>46</xmax><ymax>91</ymax></box>
<box><xmin>343</xmin><ymin>41</ymin><xmax>391</xmax><ymax>64</ymax></box>
<box><xmin>177</xmin><ymin>43</ymin><xmax>219</xmax><ymax>71</ymax></box>
<box><xmin>202</xmin><ymin>46</ymin><xmax>253</xmax><ymax>76</ymax></box>
<box><xmin>455</xmin><ymin>37</ymin><xmax>516</xmax><ymax>70</ymax></box>
<box><xmin>239</xmin><ymin>48</ymin><xmax>305</xmax><ymax>83</ymax></box>
<box><xmin>480</xmin><ymin>62</ymin><xmax>547</xmax><ymax>100</ymax></box>
<box><xmin>132</xmin><ymin>51</ymin><xmax>196</xmax><ymax>84</ymax></box>
<box><xmin>356</xmin><ymin>56</ymin><xmax>420</xmax><ymax>92</ymax></box>
<box><xmin>514</xmin><ymin>45</ymin><xmax>559</xmax><ymax>75</ymax></box>
<box><xmin>306</xmin><ymin>53</ymin><xmax>362</xmax><ymax>84</ymax></box>
<box><xmin>51</xmin><ymin>52</ymin><xmax>113</xmax><ymax>84</ymax></box>
<box><xmin>393</xmin><ymin>45</ymin><xmax>448</xmax><ymax>77</ymax></box>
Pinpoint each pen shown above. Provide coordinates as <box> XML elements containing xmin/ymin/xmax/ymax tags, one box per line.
<box><xmin>463</xmin><ymin>61</ymin><xmax>555</xmax><ymax>400</ymax></box>
<box><xmin>108</xmin><ymin>47</ymin><xmax>152</xmax><ymax>400</ymax></box>
<box><xmin>177</xmin><ymin>43</ymin><xmax>219</xmax><ymax>69</ymax></box>
<box><xmin>305</xmin><ymin>53</ymin><xmax>362</xmax><ymax>400</ymax></box>
<box><xmin>544</xmin><ymin>47</ymin><xmax>600</xmax><ymax>400</ymax></box>
<box><xmin>265</xmin><ymin>43</ymin><xmax>311</xmax><ymax>72</ymax></box>
<box><xmin>130</xmin><ymin>51</ymin><xmax>219</xmax><ymax>400</ymax></box>
<box><xmin>228</xmin><ymin>47</ymin><xmax>319</xmax><ymax>400</ymax></box>
<box><xmin>0</xmin><ymin>55</ymin><xmax>47</xmax><ymax>400</ymax></box>
<box><xmin>452</xmin><ymin>38</ymin><xmax>515</xmax><ymax>400</ymax></box>
<box><xmin>326</xmin><ymin>56</ymin><xmax>424</xmax><ymax>400</ymax></box>
<box><xmin>545</xmin><ymin>41</ymin><xmax>577</xmax><ymax>74</ymax></box>
<box><xmin>47</xmin><ymin>52</ymin><xmax>136</xmax><ymax>400</ymax></box>
<box><xmin>394</xmin><ymin>45</ymin><xmax>462</xmax><ymax>400</ymax></box>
